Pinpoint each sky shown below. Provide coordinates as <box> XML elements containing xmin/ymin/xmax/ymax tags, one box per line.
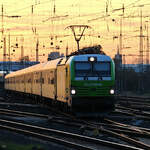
<box><xmin>0</xmin><ymin>0</ymin><xmax>149</xmax><ymax>63</ymax></box>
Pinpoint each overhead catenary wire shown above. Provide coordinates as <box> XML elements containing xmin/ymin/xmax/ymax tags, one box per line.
<box><xmin>0</xmin><ymin>0</ymin><xmax>150</xmax><ymax>63</ymax></box>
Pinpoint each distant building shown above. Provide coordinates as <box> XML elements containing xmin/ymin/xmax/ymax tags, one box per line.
<box><xmin>0</xmin><ymin>61</ymin><xmax>39</xmax><ymax>74</ymax></box>
<box><xmin>113</xmin><ymin>48</ymin><xmax>122</xmax><ymax>69</ymax></box>
<box><xmin>122</xmin><ymin>64</ymin><xmax>150</xmax><ymax>73</ymax></box>
<box><xmin>48</xmin><ymin>52</ymin><xmax>64</xmax><ymax>61</ymax></box>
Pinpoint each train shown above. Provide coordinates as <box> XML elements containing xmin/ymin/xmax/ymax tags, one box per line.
<box><xmin>5</xmin><ymin>46</ymin><xmax>116</xmax><ymax>113</ymax></box>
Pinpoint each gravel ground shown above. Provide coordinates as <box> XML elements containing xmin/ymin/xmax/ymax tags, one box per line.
<box><xmin>0</xmin><ymin>88</ymin><xmax>73</xmax><ymax>150</ymax></box>
<box><xmin>0</xmin><ymin>129</ymin><xmax>71</xmax><ymax>150</ymax></box>
<box><xmin>1</xmin><ymin>87</ymin><xmax>150</xmax><ymax>150</ymax></box>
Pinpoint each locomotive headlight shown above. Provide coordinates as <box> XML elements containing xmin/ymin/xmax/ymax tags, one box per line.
<box><xmin>89</xmin><ymin>57</ymin><xmax>95</xmax><ymax>62</ymax></box>
<box><xmin>110</xmin><ymin>89</ymin><xmax>114</xmax><ymax>95</ymax></box>
<box><xmin>71</xmin><ymin>89</ymin><xmax>76</xmax><ymax>95</ymax></box>
<box><xmin>88</xmin><ymin>57</ymin><xmax>97</xmax><ymax>62</ymax></box>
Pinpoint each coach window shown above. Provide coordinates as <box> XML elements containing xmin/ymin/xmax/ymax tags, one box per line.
<box><xmin>48</xmin><ymin>78</ymin><xmax>51</xmax><ymax>84</ymax></box>
<box><xmin>41</xmin><ymin>78</ymin><xmax>44</xmax><ymax>84</ymax></box>
<box><xmin>36</xmin><ymin>79</ymin><xmax>38</xmax><ymax>83</ymax></box>
<box><xmin>28</xmin><ymin>79</ymin><xmax>31</xmax><ymax>83</ymax></box>
<box><xmin>51</xmin><ymin>78</ymin><xmax>54</xmax><ymax>84</ymax></box>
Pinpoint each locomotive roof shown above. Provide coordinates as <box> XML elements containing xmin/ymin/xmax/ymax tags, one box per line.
<box><xmin>67</xmin><ymin>45</ymin><xmax>105</xmax><ymax>56</ymax></box>
<box><xmin>66</xmin><ymin>54</ymin><xmax>112</xmax><ymax>65</ymax></box>
<box><xmin>73</xmin><ymin>54</ymin><xmax>111</xmax><ymax>61</ymax></box>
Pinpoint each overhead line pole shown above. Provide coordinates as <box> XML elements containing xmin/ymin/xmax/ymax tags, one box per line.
<box><xmin>8</xmin><ymin>33</ymin><xmax>10</xmax><ymax>72</ymax></box>
<box><xmin>138</xmin><ymin>9</ymin><xmax>144</xmax><ymax>92</ymax></box>
<box><xmin>36</xmin><ymin>37</ymin><xmax>39</xmax><ymax>62</ymax></box>
<box><xmin>118</xmin><ymin>4</ymin><xmax>124</xmax><ymax>92</ymax></box>
<box><xmin>146</xmin><ymin>21</ymin><xmax>149</xmax><ymax>68</ymax></box>
<box><xmin>1</xmin><ymin>4</ymin><xmax>3</xmax><ymax>35</ymax></box>
<box><xmin>119</xmin><ymin>4</ymin><xmax>124</xmax><ymax>55</ymax></box>
<box><xmin>139</xmin><ymin>9</ymin><xmax>143</xmax><ymax>69</ymax></box>
<box><xmin>1</xmin><ymin>4</ymin><xmax>6</xmax><ymax>76</ymax></box>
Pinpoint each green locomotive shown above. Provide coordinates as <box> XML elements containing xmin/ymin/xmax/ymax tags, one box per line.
<box><xmin>66</xmin><ymin>54</ymin><xmax>115</xmax><ymax>112</ymax></box>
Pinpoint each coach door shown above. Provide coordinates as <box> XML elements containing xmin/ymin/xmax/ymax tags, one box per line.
<box><xmin>56</xmin><ymin>65</ymin><xmax>67</xmax><ymax>102</ymax></box>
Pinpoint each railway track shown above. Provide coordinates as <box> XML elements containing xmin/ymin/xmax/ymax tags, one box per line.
<box><xmin>0</xmin><ymin>107</ymin><xmax>150</xmax><ymax>150</ymax></box>
<box><xmin>1</xmin><ymin>95</ymin><xmax>150</xmax><ymax>150</ymax></box>
<box><xmin>117</xmin><ymin>96</ymin><xmax>150</xmax><ymax>108</ymax></box>
<box><xmin>0</xmin><ymin>108</ymin><xmax>49</xmax><ymax>118</ymax></box>
<box><xmin>79</xmin><ymin>119</ymin><xmax>150</xmax><ymax>150</ymax></box>
<box><xmin>118</xmin><ymin>96</ymin><xmax>150</xmax><ymax>101</ymax></box>
<box><xmin>116</xmin><ymin>105</ymin><xmax>150</xmax><ymax>117</ymax></box>
<box><xmin>115</xmin><ymin>96</ymin><xmax>150</xmax><ymax>121</ymax></box>
<box><xmin>0</xmin><ymin>118</ymin><xmax>143</xmax><ymax>150</ymax></box>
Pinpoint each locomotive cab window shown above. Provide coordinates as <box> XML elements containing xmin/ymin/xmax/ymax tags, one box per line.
<box><xmin>93</xmin><ymin>62</ymin><xmax>111</xmax><ymax>76</ymax></box>
<box><xmin>75</xmin><ymin>61</ymin><xmax>111</xmax><ymax>77</ymax></box>
<box><xmin>75</xmin><ymin>62</ymin><xmax>91</xmax><ymax>77</ymax></box>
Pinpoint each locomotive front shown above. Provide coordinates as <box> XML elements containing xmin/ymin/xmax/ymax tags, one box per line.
<box><xmin>69</xmin><ymin>54</ymin><xmax>115</xmax><ymax>111</ymax></box>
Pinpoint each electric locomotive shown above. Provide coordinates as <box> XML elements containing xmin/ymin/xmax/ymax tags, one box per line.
<box><xmin>66</xmin><ymin>49</ymin><xmax>115</xmax><ymax>112</ymax></box>
<box><xmin>5</xmin><ymin>45</ymin><xmax>115</xmax><ymax>113</ymax></box>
